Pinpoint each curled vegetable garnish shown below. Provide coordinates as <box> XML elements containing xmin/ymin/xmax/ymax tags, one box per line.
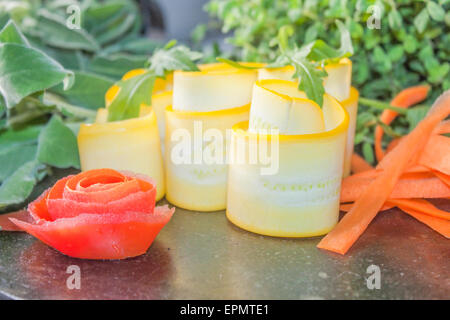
<box><xmin>10</xmin><ymin>169</ymin><xmax>174</xmax><ymax>260</ymax></box>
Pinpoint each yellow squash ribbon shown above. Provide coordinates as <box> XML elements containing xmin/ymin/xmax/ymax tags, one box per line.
<box><xmin>258</xmin><ymin>58</ymin><xmax>358</xmax><ymax>176</ymax></box>
<box><xmin>78</xmin><ymin>107</ymin><xmax>165</xmax><ymax>201</ymax></box>
<box><xmin>226</xmin><ymin>79</ymin><xmax>349</xmax><ymax>237</ymax></box>
<box><xmin>165</xmin><ymin>63</ymin><xmax>259</xmax><ymax>211</ymax></box>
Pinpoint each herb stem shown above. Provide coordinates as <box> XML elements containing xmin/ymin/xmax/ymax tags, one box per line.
<box><xmin>359</xmin><ymin>97</ymin><xmax>408</xmax><ymax>114</ymax></box>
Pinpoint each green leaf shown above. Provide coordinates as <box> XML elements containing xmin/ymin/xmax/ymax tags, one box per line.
<box><xmin>388</xmin><ymin>10</ymin><xmax>402</xmax><ymax>29</ymax></box>
<box><xmin>307</xmin><ymin>40</ymin><xmax>341</xmax><ymax>62</ymax></box>
<box><xmin>33</xmin><ymin>9</ymin><xmax>100</xmax><ymax>52</ymax></box>
<box><xmin>428</xmin><ymin>63</ymin><xmax>450</xmax><ymax>84</ymax></box>
<box><xmin>148</xmin><ymin>41</ymin><xmax>203</xmax><ymax>77</ymax></box>
<box><xmin>87</xmin><ymin>54</ymin><xmax>147</xmax><ymax>80</ymax></box>
<box><xmin>0</xmin><ymin>20</ymin><xmax>29</xmax><ymax>45</ymax></box>
<box><xmin>0</xmin><ymin>42</ymin><xmax>73</xmax><ymax>108</ymax></box>
<box><xmin>414</xmin><ymin>9</ymin><xmax>429</xmax><ymax>34</ymax></box>
<box><xmin>335</xmin><ymin>20</ymin><xmax>353</xmax><ymax>57</ymax></box>
<box><xmin>84</xmin><ymin>1</ymin><xmax>127</xmax><ymax>23</ymax></box>
<box><xmin>92</xmin><ymin>8</ymin><xmax>136</xmax><ymax>46</ymax></box>
<box><xmin>277</xmin><ymin>25</ymin><xmax>294</xmax><ymax>53</ymax></box>
<box><xmin>0</xmin><ymin>143</ymin><xmax>37</xmax><ymax>182</ymax></box>
<box><xmin>0</xmin><ymin>160</ymin><xmax>39</xmax><ymax>209</ymax></box>
<box><xmin>107</xmin><ymin>70</ymin><xmax>156</xmax><ymax>122</ymax></box>
<box><xmin>102</xmin><ymin>37</ymin><xmax>161</xmax><ymax>55</ymax></box>
<box><xmin>290</xmin><ymin>55</ymin><xmax>326</xmax><ymax>107</ymax></box>
<box><xmin>388</xmin><ymin>45</ymin><xmax>404</xmax><ymax>62</ymax></box>
<box><xmin>403</xmin><ymin>34</ymin><xmax>418</xmax><ymax>53</ymax></box>
<box><xmin>43</xmin><ymin>92</ymin><xmax>97</xmax><ymax>120</ymax></box>
<box><xmin>216</xmin><ymin>57</ymin><xmax>261</xmax><ymax>69</ymax></box>
<box><xmin>30</xmin><ymin>38</ymin><xmax>86</xmax><ymax>70</ymax></box>
<box><xmin>372</xmin><ymin>46</ymin><xmax>392</xmax><ymax>73</ymax></box>
<box><xmin>50</xmin><ymin>71</ymin><xmax>114</xmax><ymax>110</ymax></box>
<box><xmin>0</xmin><ymin>125</ymin><xmax>42</xmax><ymax>153</ymax></box>
<box><xmin>191</xmin><ymin>24</ymin><xmax>207</xmax><ymax>44</ymax></box>
<box><xmin>362</xmin><ymin>142</ymin><xmax>374</xmax><ymax>164</ymax></box>
<box><xmin>406</xmin><ymin>106</ymin><xmax>430</xmax><ymax>131</ymax></box>
<box><xmin>427</xmin><ymin>1</ymin><xmax>445</xmax><ymax>21</ymax></box>
<box><xmin>36</xmin><ymin>116</ymin><xmax>80</xmax><ymax>169</ymax></box>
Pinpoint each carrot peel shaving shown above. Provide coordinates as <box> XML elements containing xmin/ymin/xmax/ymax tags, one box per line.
<box><xmin>350</xmin><ymin>153</ymin><xmax>373</xmax><ymax>173</ymax></box>
<box><xmin>374</xmin><ymin>85</ymin><xmax>430</xmax><ymax>162</ymax></box>
<box><xmin>319</xmin><ymin>90</ymin><xmax>450</xmax><ymax>255</ymax></box>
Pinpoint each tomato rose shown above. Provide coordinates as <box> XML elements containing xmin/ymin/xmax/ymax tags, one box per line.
<box><xmin>9</xmin><ymin>169</ymin><xmax>174</xmax><ymax>260</ymax></box>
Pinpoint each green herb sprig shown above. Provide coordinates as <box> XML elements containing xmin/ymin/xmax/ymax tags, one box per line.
<box><xmin>217</xmin><ymin>21</ymin><xmax>353</xmax><ymax>107</ymax></box>
<box><xmin>106</xmin><ymin>40</ymin><xmax>203</xmax><ymax>122</ymax></box>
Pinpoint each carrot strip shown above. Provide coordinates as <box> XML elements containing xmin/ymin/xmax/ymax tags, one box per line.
<box><xmin>418</xmin><ymin>135</ymin><xmax>450</xmax><ymax>175</ymax></box>
<box><xmin>387</xmin><ymin>199</ymin><xmax>450</xmax><ymax>220</ymax></box>
<box><xmin>436</xmin><ymin>120</ymin><xmax>450</xmax><ymax>134</ymax></box>
<box><xmin>385</xmin><ymin>137</ymin><xmax>402</xmax><ymax>154</ymax></box>
<box><xmin>433</xmin><ymin>170</ymin><xmax>450</xmax><ymax>188</ymax></box>
<box><xmin>340</xmin><ymin>203</ymin><xmax>393</xmax><ymax>212</ymax></box>
<box><xmin>384</xmin><ymin>120</ymin><xmax>448</xmax><ymax>157</ymax></box>
<box><xmin>374</xmin><ymin>85</ymin><xmax>430</xmax><ymax>162</ymax></box>
<box><xmin>341</xmin><ymin>174</ymin><xmax>450</xmax><ymax>202</ymax></box>
<box><xmin>351</xmin><ymin>153</ymin><xmax>373</xmax><ymax>173</ymax></box>
<box><xmin>318</xmin><ymin>91</ymin><xmax>450</xmax><ymax>254</ymax></box>
<box><xmin>0</xmin><ymin>210</ymin><xmax>30</xmax><ymax>231</ymax></box>
<box><xmin>395</xmin><ymin>205</ymin><xmax>450</xmax><ymax>238</ymax></box>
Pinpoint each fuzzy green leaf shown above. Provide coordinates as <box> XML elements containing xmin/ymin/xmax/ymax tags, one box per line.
<box><xmin>149</xmin><ymin>41</ymin><xmax>202</xmax><ymax>77</ymax></box>
<box><xmin>0</xmin><ymin>160</ymin><xmax>40</xmax><ymax>209</ymax></box>
<box><xmin>0</xmin><ymin>42</ymin><xmax>73</xmax><ymax>108</ymax></box>
<box><xmin>36</xmin><ymin>116</ymin><xmax>80</xmax><ymax>169</ymax></box>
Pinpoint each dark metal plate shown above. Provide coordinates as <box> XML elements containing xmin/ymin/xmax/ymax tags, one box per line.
<box><xmin>0</xmin><ymin>171</ymin><xmax>449</xmax><ymax>299</ymax></box>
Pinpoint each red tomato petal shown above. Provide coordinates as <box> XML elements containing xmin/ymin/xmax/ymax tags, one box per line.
<box><xmin>47</xmin><ymin>188</ymin><xmax>156</xmax><ymax>220</ymax></box>
<box><xmin>10</xmin><ymin>205</ymin><xmax>174</xmax><ymax>260</ymax></box>
<box><xmin>47</xmin><ymin>176</ymin><xmax>73</xmax><ymax>200</ymax></box>
<box><xmin>28</xmin><ymin>188</ymin><xmax>52</xmax><ymax>221</ymax></box>
<box><xmin>66</xmin><ymin>169</ymin><xmax>125</xmax><ymax>191</ymax></box>
<box><xmin>64</xmin><ymin>179</ymin><xmax>141</xmax><ymax>204</ymax></box>
<box><xmin>62</xmin><ymin>169</ymin><xmax>140</xmax><ymax>204</ymax></box>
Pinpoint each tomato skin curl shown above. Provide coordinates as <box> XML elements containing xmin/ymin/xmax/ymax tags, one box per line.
<box><xmin>10</xmin><ymin>169</ymin><xmax>174</xmax><ymax>260</ymax></box>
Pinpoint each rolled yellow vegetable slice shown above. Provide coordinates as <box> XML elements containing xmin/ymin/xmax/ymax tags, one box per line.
<box><xmin>172</xmin><ymin>63</ymin><xmax>258</xmax><ymax>112</ymax></box>
<box><xmin>166</xmin><ymin>62</ymin><xmax>259</xmax><ymax>211</ymax></box>
<box><xmin>151</xmin><ymin>90</ymin><xmax>172</xmax><ymax>153</ymax></box>
<box><xmin>341</xmin><ymin>87</ymin><xmax>359</xmax><ymax>177</ymax></box>
<box><xmin>258</xmin><ymin>58</ymin><xmax>352</xmax><ymax>101</ymax></box>
<box><xmin>226</xmin><ymin>79</ymin><xmax>349</xmax><ymax>237</ymax></box>
<box><xmin>78</xmin><ymin>107</ymin><xmax>165</xmax><ymax>201</ymax></box>
<box><xmin>165</xmin><ymin>105</ymin><xmax>250</xmax><ymax>211</ymax></box>
<box><xmin>249</xmin><ymin>80</ymin><xmax>325</xmax><ymax>134</ymax></box>
<box><xmin>258</xmin><ymin>58</ymin><xmax>358</xmax><ymax>176</ymax></box>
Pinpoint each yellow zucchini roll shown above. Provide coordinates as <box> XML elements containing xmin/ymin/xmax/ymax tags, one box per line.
<box><xmin>226</xmin><ymin>79</ymin><xmax>349</xmax><ymax>237</ymax></box>
<box><xmin>78</xmin><ymin>107</ymin><xmax>165</xmax><ymax>201</ymax></box>
<box><xmin>165</xmin><ymin>62</ymin><xmax>260</xmax><ymax>211</ymax></box>
<box><xmin>341</xmin><ymin>87</ymin><xmax>359</xmax><ymax>177</ymax></box>
<box><xmin>258</xmin><ymin>58</ymin><xmax>358</xmax><ymax>176</ymax></box>
<box><xmin>172</xmin><ymin>63</ymin><xmax>258</xmax><ymax>112</ymax></box>
<box><xmin>165</xmin><ymin>105</ymin><xmax>251</xmax><ymax>211</ymax></box>
<box><xmin>151</xmin><ymin>90</ymin><xmax>173</xmax><ymax>151</ymax></box>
